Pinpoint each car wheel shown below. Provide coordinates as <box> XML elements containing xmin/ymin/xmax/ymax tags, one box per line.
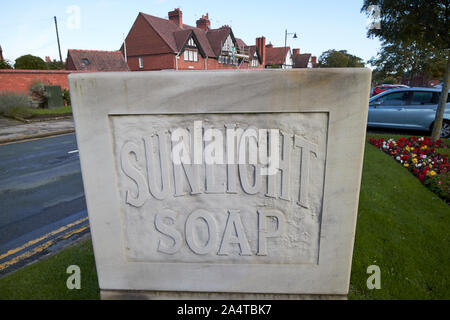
<box><xmin>441</xmin><ymin>120</ymin><xmax>450</xmax><ymax>138</ymax></box>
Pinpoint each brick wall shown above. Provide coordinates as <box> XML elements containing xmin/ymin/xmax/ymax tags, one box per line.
<box><xmin>129</xmin><ymin>53</ymin><xmax>175</xmax><ymax>71</ymax></box>
<box><xmin>0</xmin><ymin>70</ymin><xmax>73</xmax><ymax>94</ymax></box>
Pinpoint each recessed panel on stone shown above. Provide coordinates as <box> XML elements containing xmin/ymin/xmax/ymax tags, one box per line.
<box><xmin>111</xmin><ymin>112</ymin><xmax>327</xmax><ymax>265</ymax></box>
<box><xmin>69</xmin><ymin>69</ymin><xmax>371</xmax><ymax>297</ymax></box>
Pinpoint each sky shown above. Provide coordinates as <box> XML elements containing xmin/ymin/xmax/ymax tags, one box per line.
<box><xmin>0</xmin><ymin>0</ymin><xmax>381</xmax><ymax>65</ymax></box>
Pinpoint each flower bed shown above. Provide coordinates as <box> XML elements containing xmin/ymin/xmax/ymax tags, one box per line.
<box><xmin>368</xmin><ymin>137</ymin><xmax>449</xmax><ymax>203</ymax></box>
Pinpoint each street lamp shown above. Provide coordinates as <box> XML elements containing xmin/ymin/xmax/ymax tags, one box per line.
<box><xmin>284</xmin><ymin>29</ymin><xmax>298</xmax><ymax>69</ymax></box>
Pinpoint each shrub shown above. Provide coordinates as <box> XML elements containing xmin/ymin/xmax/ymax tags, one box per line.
<box><xmin>14</xmin><ymin>55</ymin><xmax>49</xmax><ymax>70</ymax></box>
<box><xmin>63</xmin><ymin>89</ymin><xmax>71</xmax><ymax>106</ymax></box>
<box><xmin>29</xmin><ymin>81</ymin><xmax>49</xmax><ymax>108</ymax></box>
<box><xmin>0</xmin><ymin>92</ymin><xmax>31</xmax><ymax>118</ymax></box>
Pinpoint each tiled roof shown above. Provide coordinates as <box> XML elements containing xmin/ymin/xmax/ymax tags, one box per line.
<box><xmin>173</xmin><ymin>30</ymin><xmax>193</xmax><ymax>51</ymax></box>
<box><xmin>67</xmin><ymin>50</ymin><xmax>129</xmax><ymax>71</ymax></box>
<box><xmin>183</xmin><ymin>26</ymin><xmax>216</xmax><ymax>57</ymax></box>
<box><xmin>293</xmin><ymin>53</ymin><xmax>312</xmax><ymax>68</ymax></box>
<box><xmin>265</xmin><ymin>46</ymin><xmax>290</xmax><ymax>66</ymax></box>
<box><xmin>206</xmin><ymin>26</ymin><xmax>233</xmax><ymax>57</ymax></box>
<box><xmin>235</xmin><ymin>38</ymin><xmax>247</xmax><ymax>49</ymax></box>
<box><xmin>141</xmin><ymin>12</ymin><xmax>217</xmax><ymax>58</ymax></box>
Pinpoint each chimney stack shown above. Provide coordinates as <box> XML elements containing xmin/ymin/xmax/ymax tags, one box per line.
<box><xmin>196</xmin><ymin>13</ymin><xmax>210</xmax><ymax>31</ymax></box>
<box><xmin>293</xmin><ymin>48</ymin><xmax>300</xmax><ymax>56</ymax></box>
<box><xmin>168</xmin><ymin>8</ymin><xmax>183</xmax><ymax>28</ymax></box>
<box><xmin>45</xmin><ymin>56</ymin><xmax>51</xmax><ymax>63</ymax></box>
<box><xmin>256</xmin><ymin>37</ymin><xmax>266</xmax><ymax>67</ymax></box>
<box><xmin>266</xmin><ymin>42</ymin><xmax>273</xmax><ymax>48</ymax></box>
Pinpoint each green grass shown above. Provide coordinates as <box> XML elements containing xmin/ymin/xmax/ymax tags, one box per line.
<box><xmin>349</xmin><ymin>135</ymin><xmax>449</xmax><ymax>299</ymax></box>
<box><xmin>0</xmin><ymin>134</ymin><xmax>448</xmax><ymax>300</ymax></box>
<box><xmin>27</xmin><ymin>105</ymin><xmax>72</xmax><ymax>116</ymax></box>
<box><xmin>0</xmin><ymin>239</ymin><xmax>99</xmax><ymax>300</ymax></box>
<box><xmin>1</xmin><ymin>106</ymin><xmax>72</xmax><ymax>120</ymax></box>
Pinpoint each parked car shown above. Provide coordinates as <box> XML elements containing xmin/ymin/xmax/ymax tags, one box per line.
<box><xmin>368</xmin><ymin>87</ymin><xmax>450</xmax><ymax>138</ymax></box>
<box><xmin>372</xmin><ymin>84</ymin><xmax>409</xmax><ymax>96</ymax></box>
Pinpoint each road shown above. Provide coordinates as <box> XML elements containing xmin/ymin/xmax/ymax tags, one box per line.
<box><xmin>0</xmin><ymin>133</ymin><xmax>88</xmax><ymax>276</ymax></box>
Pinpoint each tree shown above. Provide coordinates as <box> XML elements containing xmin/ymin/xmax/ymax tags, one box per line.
<box><xmin>362</xmin><ymin>0</ymin><xmax>450</xmax><ymax>141</ymax></box>
<box><xmin>369</xmin><ymin>41</ymin><xmax>447</xmax><ymax>85</ymax></box>
<box><xmin>318</xmin><ymin>49</ymin><xmax>365</xmax><ymax>68</ymax></box>
<box><xmin>14</xmin><ymin>55</ymin><xmax>49</xmax><ymax>70</ymax></box>
<box><xmin>0</xmin><ymin>59</ymin><xmax>13</xmax><ymax>69</ymax></box>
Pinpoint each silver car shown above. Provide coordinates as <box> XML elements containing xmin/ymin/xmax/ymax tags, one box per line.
<box><xmin>368</xmin><ymin>88</ymin><xmax>450</xmax><ymax>138</ymax></box>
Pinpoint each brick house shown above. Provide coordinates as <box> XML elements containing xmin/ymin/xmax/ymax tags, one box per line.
<box><xmin>121</xmin><ymin>9</ymin><xmax>265</xmax><ymax>71</ymax></box>
<box><xmin>292</xmin><ymin>49</ymin><xmax>318</xmax><ymax>68</ymax></box>
<box><xmin>66</xmin><ymin>49</ymin><xmax>129</xmax><ymax>71</ymax></box>
<box><xmin>264</xmin><ymin>43</ymin><xmax>294</xmax><ymax>69</ymax></box>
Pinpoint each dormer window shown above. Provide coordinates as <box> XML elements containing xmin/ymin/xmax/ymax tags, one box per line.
<box><xmin>82</xmin><ymin>58</ymin><xmax>90</xmax><ymax>65</ymax></box>
<box><xmin>184</xmin><ymin>37</ymin><xmax>199</xmax><ymax>62</ymax></box>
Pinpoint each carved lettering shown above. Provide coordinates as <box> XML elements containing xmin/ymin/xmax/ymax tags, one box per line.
<box><xmin>294</xmin><ymin>135</ymin><xmax>319</xmax><ymax>209</ymax></box>
<box><xmin>218</xmin><ymin>210</ymin><xmax>252</xmax><ymax>256</ymax></box>
<box><xmin>257</xmin><ymin>209</ymin><xmax>285</xmax><ymax>256</ymax></box>
<box><xmin>155</xmin><ymin>209</ymin><xmax>183</xmax><ymax>254</ymax></box>
<box><xmin>120</xmin><ymin>141</ymin><xmax>149</xmax><ymax>207</ymax></box>
<box><xmin>185</xmin><ymin>209</ymin><xmax>217</xmax><ymax>255</ymax></box>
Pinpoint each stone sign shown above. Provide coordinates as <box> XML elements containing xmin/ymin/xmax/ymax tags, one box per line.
<box><xmin>69</xmin><ymin>69</ymin><xmax>371</xmax><ymax>299</ymax></box>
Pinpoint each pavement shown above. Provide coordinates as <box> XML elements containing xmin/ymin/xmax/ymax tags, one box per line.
<box><xmin>0</xmin><ymin>133</ymin><xmax>88</xmax><ymax>277</ymax></box>
<box><xmin>0</xmin><ymin>117</ymin><xmax>75</xmax><ymax>145</ymax></box>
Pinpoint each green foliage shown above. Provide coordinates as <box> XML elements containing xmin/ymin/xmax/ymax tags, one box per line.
<box><xmin>47</xmin><ymin>59</ymin><xmax>66</xmax><ymax>70</ymax></box>
<box><xmin>318</xmin><ymin>49</ymin><xmax>365</xmax><ymax>68</ymax></box>
<box><xmin>15</xmin><ymin>55</ymin><xmax>49</xmax><ymax>70</ymax></box>
<box><xmin>361</xmin><ymin>1</ymin><xmax>449</xmax><ymax>51</ymax></box>
<box><xmin>0</xmin><ymin>92</ymin><xmax>31</xmax><ymax>117</ymax></box>
<box><xmin>0</xmin><ymin>59</ymin><xmax>13</xmax><ymax>69</ymax></box>
<box><xmin>369</xmin><ymin>41</ymin><xmax>447</xmax><ymax>85</ymax></box>
<box><xmin>63</xmin><ymin>89</ymin><xmax>71</xmax><ymax>106</ymax></box>
<box><xmin>372</xmin><ymin>70</ymin><xmax>398</xmax><ymax>85</ymax></box>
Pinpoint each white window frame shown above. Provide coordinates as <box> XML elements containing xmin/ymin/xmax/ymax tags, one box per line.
<box><xmin>139</xmin><ymin>57</ymin><xmax>144</xmax><ymax>69</ymax></box>
<box><xmin>184</xmin><ymin>49</ymin><xmax>199</xmax><ymax>62</ymax></box>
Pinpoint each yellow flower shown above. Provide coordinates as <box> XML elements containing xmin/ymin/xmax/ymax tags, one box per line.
<box><xmin>404</xmin><ymin>163</ymin><xmax>409</xmax><ymax>168</ymax></box>
<box><xmin>428</xmin><ymin>171</ymin><xmax>437</xmax><ymax>176</ymax></box>
<box><xmin>412</xmin><ymin>158</ymin><xmax>418</xmax><ymax>164</ymax></box>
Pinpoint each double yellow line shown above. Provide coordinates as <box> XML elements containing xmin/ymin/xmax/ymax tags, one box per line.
<box><xmin>0</xmin><ymin>217</ymin><xmax>89</xmax><ymax>272</ymax></box>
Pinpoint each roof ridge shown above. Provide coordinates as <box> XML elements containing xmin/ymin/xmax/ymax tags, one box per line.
<box><xmin>68</xmin><ymin>49</ymin><xmax>122</xmax><ymax>53</ymax></box>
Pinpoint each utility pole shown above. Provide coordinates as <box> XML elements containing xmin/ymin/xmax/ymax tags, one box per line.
<box><xmin>54</xmin><ymin>16</ymin><xmax>63</xmax><ymax>63</ymax></box>
<box><xmin>123</xmin><ymin>33</ymin><xmax>127</xmax><ymax>63</ymax></box>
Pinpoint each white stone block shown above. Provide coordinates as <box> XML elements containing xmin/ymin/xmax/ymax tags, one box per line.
<box><xmin>69</xmin><ymin>69</ymin><xmax>371</xmax><ymax>297</ymax></box>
